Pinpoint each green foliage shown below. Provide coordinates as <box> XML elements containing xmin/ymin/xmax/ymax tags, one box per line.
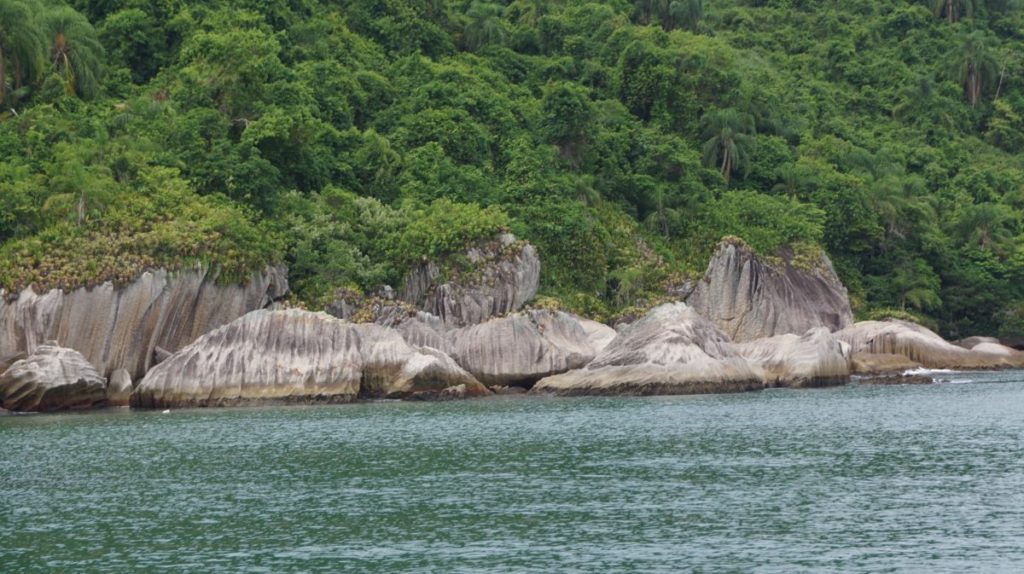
<box><xmin>697</xmin><ymin>190</ymin><xmax>825</xmax><ymax>257</ymax></box>
<box><xmin>394</xmin><ymin>198</ymin><xmax>511</xmax><ymax>268</ymax></box>
<box><xmin>2</xmin><ymin>0</ymin><xmax>1024</xmax><ymax>335</ymax></box>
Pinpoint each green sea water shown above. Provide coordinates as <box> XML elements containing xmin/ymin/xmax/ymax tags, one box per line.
<box><xmin>3</xmin><ymin>370</ymin><xmax>1024</xmax><ymax>573</ymax></box>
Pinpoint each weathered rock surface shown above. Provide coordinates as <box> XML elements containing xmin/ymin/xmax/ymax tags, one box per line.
<box><xmin>736</xmin><ymin>328</ymin><xmax>851</xmax><ymax>388</ymax></box>
<box><xmin>0</xmin><ymin>342</ymin><xmax>108</xmax><ymax>412</ymax></box>
<box><xmin>687</xmin><ymin>240</ymin><xmax>854</xmax><ymax>342</ymax></box>
<box><xmin>849</xmin><ymin>353</ymin><xmax>922</xmax><ymax>375</ymax></box>
<box><xmin>0</xmin><ymin>266</ymin><xmax>288</xmax><ymax>380</ymax></box>
<box><xmin>533</xmin><ymin>303</ymin><xmax>764</xmax><ymax>396</ymax></box>
<box><xmin>835</xmin><ymin>320</ymin><xmax>1021</xmax><ymax>370</ymax></box>
<box><xmin>401</xmin><ymin>233</ymin><xmax>540</xmax><ymax>327</ymax></box>
<box><xmin>954</xmin><ymin>336</ymin><xmax>1001</xmax><ymax>350</ymax></box>
<box><xmin>576</xmin><ymin>317</ymin><xmax>618</xmax><ymax>353</ymax></box>
<box><xmin>447</xmin><ymin>310</ymin><xmax>598</xmax><ymax>388</ymax></box>
<box><xmin>131</xmin><ymin>310</ymin><xmax>486</xmax><ymax>408</ymax></box>
<box><xmin>107</xmin><ymin>368</ymin><xmax>133</xmax><ymax>406</ymax></box>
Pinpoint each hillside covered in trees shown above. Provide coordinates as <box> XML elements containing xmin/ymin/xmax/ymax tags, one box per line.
<box><xmin>2</xmin><ymin>0</ymin><xmax>1024</xmax><ymax>338</ymax></box>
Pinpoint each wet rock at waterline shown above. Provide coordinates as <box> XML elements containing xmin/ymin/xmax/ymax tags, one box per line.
<box><xmin>687</xmin><ymin>239</ymin><xmax>854</xmax><ymax>342</ymax></box>
<box><xmin>835</xmin><ymin>320</ymin><xmax>1024</xmax><ymax>370</ymax></box>
<box><xmin>107</xmin><ymin>368</ymin><xmax>133</xmax><ymax>406</ymax></box>
<box><xmin>0</xmin><ymin>342</ymin><xmax>109</xmax><ymax>412</ymax></box>
<box><xmin>857</xmin><ymin>374</ymin><xmax>934</xmax><ymax>385</ymax></box>
<box><xmin>131</xmin><ymin>310</ymin><xmax>486</xmax><ymax>408</ymax></box>
<box><xmin>533</xmin><ymin>303</ymin><xmax>764</xmax><ymax>396</ymax></box>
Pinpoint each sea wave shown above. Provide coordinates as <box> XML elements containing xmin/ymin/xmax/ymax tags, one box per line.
<box><xmin>902</xmin><ymin>367</ymin><xmax>955</xmax><ymax>376</ymax></box>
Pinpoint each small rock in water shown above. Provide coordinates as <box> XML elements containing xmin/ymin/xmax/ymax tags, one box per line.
<box><xmin>491</xmin><ymin>385</ymin><xmax>528</xmax><ymax>395</ymax></box>
<box><xmin>161</xmin><ymin>409</ymin><xmax>170</xmax><ymax>414</ymax></box>
<box><xmin>859</xmin><ymin>375</ymin><xmax>933</xmax><ymax>385</ymax></box>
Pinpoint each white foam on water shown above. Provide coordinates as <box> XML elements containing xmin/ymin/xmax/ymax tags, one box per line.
<box><xmin>902</xmin><ymin>367</ymin><xmax>955</xmax><ymax>376</ymax></box>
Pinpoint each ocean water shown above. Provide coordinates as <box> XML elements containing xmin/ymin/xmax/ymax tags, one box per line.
<box><xmin>3</xmin><ymin>370</ymin><xmax>1024</xmax><ymax>573</ymax></box>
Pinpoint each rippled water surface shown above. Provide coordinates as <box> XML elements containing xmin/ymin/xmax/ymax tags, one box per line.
<box><xmin>4</xmin><ymin>371</ymin><xmax>1024</xmax><ymax>572</ymax></box>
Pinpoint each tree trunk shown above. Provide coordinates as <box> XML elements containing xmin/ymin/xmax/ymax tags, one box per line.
<box><xmin>721</xmin><ymin>147</ymin><xmax>731</xmax><ymax>184</ymax></box>
<box><xmin>0</xmin><ymin>50</ymin><xmax>6</xmax><ymax>104</ymax></box>
<box><xmin>947</xmin><ymin>0</ymin><xmax>954</xmax><ymax>23</ymax></box>
<box><xmin>77</xmin><ymin>191</ymin><xmax>85</xmax><ymax>226</ymax></box>
<box><xmin>995</xmin><ymin>65</ymin><xmax>1006</xmax><ymax>101</ymax></box>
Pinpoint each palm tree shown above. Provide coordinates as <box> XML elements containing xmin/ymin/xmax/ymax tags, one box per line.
<box><xmin>0</xmin><ymin>0</ymin><xmax>45</xmax><ymax>104</ymax></box>
<box><xmin>952</xmin><ymin>202</ymin><xmax>1017</xmax><ymax>253</ymax></box>
<box><xmin>42</xmin><ymin>6</ymin><xmax>103</xmax><ymax>100</ymax></box>
<box><xmin>931</xmin><ymin>0</ymin><xmax>977</xmax><ymax>23</ymax></box>
<box><xmin>464</xmin><ymin>2</ymin><xmax>506</xmax><ymax>52</ymax></box>
<box><xmin>701</xmin><ymin>108</ymin><xmax>756</xmax><ymax>185</ymax></box>
<box><xmin>954</xmin><ymin>29</ymin><xmax>997</xmax><ymax>106</ymax></box>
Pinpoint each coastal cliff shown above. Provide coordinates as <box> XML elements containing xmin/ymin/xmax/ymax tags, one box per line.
<box><xmin>0</xmin><ymin>266</ymin><xmax>288</xmax><ymax>380</ymax></box>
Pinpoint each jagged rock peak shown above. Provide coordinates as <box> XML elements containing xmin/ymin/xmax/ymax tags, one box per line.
<box><xmin>400</xmin><ymin>232</ymin><xmax>540</xmax><ymax>327</ymax></box>
<box><xmin>687</xmin><ymin>239</ymin><xmax>853</xmax><ymax>342</ymax></box>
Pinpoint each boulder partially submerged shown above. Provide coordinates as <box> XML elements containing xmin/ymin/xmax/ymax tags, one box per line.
<box><xmin>835</xmin><ymin>320</ymin><xmax>1022</xmax><ymax>371</ymax></box>
<box><xmin>688</xmin><ymin>239</ymin><xmax>853</xmax><ymax>342</ymax></box>
<box><xmin>131</xmin><ymin>310</ymin><xmax>486</xmax><ymax>408</ymax></box>
<box><xmin>736</xmin><ymin>327</ymin><xmax>851</xmax><ymax>388</ymax></box>
<box><xmin>107</xmin><ymin>368</ymin><xmax>133</xmax><ymax>407</ymax></box>
<box><xmin>0</xmin><ymin>342</ymin><xmax>109</xmax><ymax>412</ymax></box>
<box><xmin>448</xmin><ymin>310</ymin><xmax>598</xmax><ymax>388</ymax></box>
<box><xmin>400</xmin><ymin>233</ymin><xmax>540</xmax><ymax>327</ymax></box>
<box><xmin>0</xmin><ymin>265</ymin><xmax>288</xmax><ymax>380</ymax></box>
<box><xmin>533</xmin><ymin>303</ymin><xmax>764</xmax><ymax>396</ymax></box>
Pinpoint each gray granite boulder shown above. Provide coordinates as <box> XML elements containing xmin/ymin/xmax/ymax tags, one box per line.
<box><xmin>835</xmin><ymin>320</ymin><xmax>1022</xmax><ymax>370</ymax></box>
<box><xmin>688</xmin><ymin>239</ymin><xmax>853</xmax><ymax>342</ymax></box>
<box><xmin>735</xmin><ymin>327</ymin><xmax>851</xmax><ymax>388</ymax></box>
<box><xmin>447</xmin><ymin>310</ymin><xmax>598</xmax><ymax>388</ymax></box>
<box><xmin>533</xmin><ymin>303</ymin><xmax>764</xmax><ymax>396</ymax></box>
<box><xmin>131</xmin><ymin>310</ymin><xmax>487</xmax><ymax>408</ymax></box>
<box><xmin>0</xmin><ymin>342</ymin><xmax>108</xmax><ymax>412</ymax></box>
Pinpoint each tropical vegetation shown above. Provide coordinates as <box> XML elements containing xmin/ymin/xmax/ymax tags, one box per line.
<box><xmin>2</xmin><ymin>0</ymin><xmax>1024</xmax><ymax>338</ymax></box>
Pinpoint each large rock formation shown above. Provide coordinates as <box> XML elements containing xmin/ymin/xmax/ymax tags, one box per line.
<box><xmin>400</xmin><ymin>233</ymin><xmax>540</xmax><ymax>327</ymax></box>
<box><xmin>0</xmin><ymin>342</ymin><xmax>109</xmax><ymax>411</ymax></box>
<box><xmin>131</xmin><ymin>310</ymin><xmax>487</xmax><ymax>408</ymax></box>
<box><xmin>447</xmin><ymin>310</ymin><xmax>598</xmax><ymax>388</ymax></box>
<box><xmin>835</xmin><ymin>320</ymin><xmax>1023</xmax><ymax>371</ymax></box>
<box><xmin>687</xmin><ymin>239</ymin><xmax>853</xmax><ymax>342</ymax></box>
<box><xmin>736</xmin><ymin>327</ymin><xmax>851</xmax><ymax>388</ymax></box>
<box><xmin>533</xmin><ymin>303</ymin><xmax>764</xmax><ymax>396</ymax></box>
<box><xmin>0</xmin><ymin>265</ymin><xmax>288</xmax><ymax>380</ymax></box>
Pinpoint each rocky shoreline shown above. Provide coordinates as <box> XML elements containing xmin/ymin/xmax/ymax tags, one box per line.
<box><xmin>2</xmin><ymin>237</ymin><xmax>1022</xmax><ymax>412</ymax></box>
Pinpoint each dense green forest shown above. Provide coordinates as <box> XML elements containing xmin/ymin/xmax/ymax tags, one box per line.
<box><xmin>2</xmin><ymin>0</ymin><xmax>1024</xmax><ymax>338</ymax></box>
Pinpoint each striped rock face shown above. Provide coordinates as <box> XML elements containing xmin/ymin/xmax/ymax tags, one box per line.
<box><xmin>131</xmin><ymin>309</ymin><xmax>487</xmax><ymax>409</ymax></box>
<box><xmin>688</xmin><ymin>241</ymin><xmax>854</xmax><ymax>343</ymax></box>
